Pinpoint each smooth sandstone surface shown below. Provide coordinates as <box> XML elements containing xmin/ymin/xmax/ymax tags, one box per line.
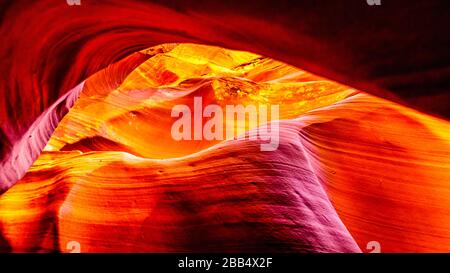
<box><xmin>0</xmin><ymin>44</ymin><xmax>449</xmax><ymax>252</ymax></box>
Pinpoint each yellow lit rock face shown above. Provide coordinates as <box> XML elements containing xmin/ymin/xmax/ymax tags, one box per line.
<box><xmin>44</xmin><ymin>43</ymin><xmax>356</xmax><ymax>159</ymax></box>
<box><xmin>1</xmin><ymin>43</ymin><xmax>450</xmax><ymax>253</ymax></box>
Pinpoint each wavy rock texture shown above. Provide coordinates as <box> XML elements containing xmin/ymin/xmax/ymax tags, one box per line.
<box><xmin>0</xmin><ymin>44</ymin><xmax>449</xmax><ymax>253</ymax></box>
<box><xmin>1</xmin><ymin>0</ymin><xmax>450</xmax><ymax>192</ymax></box>
<box><xmin>0</xmin><ymin>52</ymin><xmax>150</xmax><ymax>193</ymax></box>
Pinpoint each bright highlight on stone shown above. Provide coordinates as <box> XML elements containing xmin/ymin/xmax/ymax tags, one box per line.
<box><xmin>0</xmin><ymin>43</ymin><xmax>449</xmax><ymax>253</ymax></box>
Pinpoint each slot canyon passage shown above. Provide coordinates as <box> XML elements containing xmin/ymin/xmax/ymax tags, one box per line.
<box><xmin>0</xmin><ymin>43</ymin><xmax>449</xmax><ymax>252</ymax></box>
<box><xmin>0</xmin><ymin>1</ymin><xmax>450</xmax><ymax>253</ymax></box>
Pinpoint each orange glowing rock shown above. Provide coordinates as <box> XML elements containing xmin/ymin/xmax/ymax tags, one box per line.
<box><xmin>44</xmin><ymin>44</ymin><xmax>355</xmax><ymax>158</ymax></box>
<box><xmin>0</xmin><ymin>44</ymin><xmax>449</xmax><ymax>253</ymax></box>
